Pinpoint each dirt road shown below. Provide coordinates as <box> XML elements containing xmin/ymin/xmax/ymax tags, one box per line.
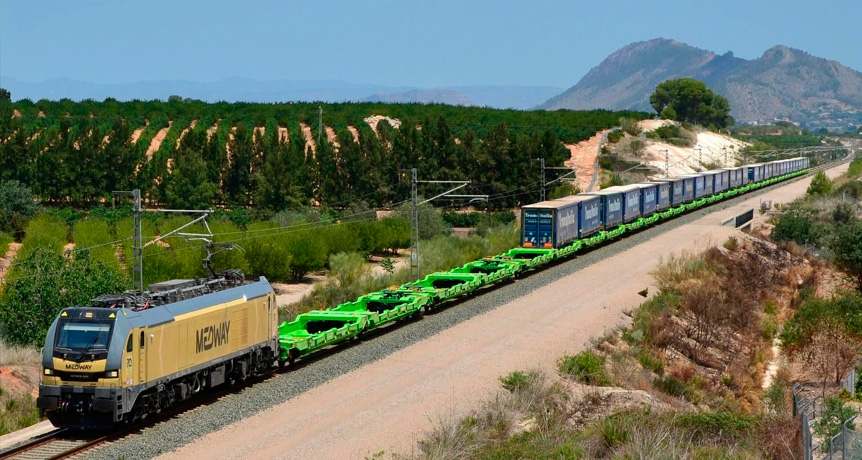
<box><xmin>160</xmin><ymin>163</ymin><xmax>849</xmax><ymax>460</ymax></box>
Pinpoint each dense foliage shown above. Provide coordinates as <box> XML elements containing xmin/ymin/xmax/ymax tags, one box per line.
<box><xmin>0</xmin><ymin>180</ymin><xmax>38</xmax><ymax>237</ymax></box>
<box><xmin>0</xmin><ymin>99</ymin><xmax>647</xmax><ymax>211</ymax></box>
<box><xmin>0</xmin><ymin>247</ymin><xmax>127</xmax><ymax>346</ymax></box>
<box><xmin>649</xmin><ymin>78</ymin><xmax>733</xmax><ymax>128</ymax></box>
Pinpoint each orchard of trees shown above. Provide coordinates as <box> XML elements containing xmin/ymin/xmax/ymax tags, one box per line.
<box><xmin>0</xmin><ymin>98</ymin><xmax>647</xmax><ymax>211</ymax></box>
<box><xmin>649</xmin><ymin>78</ymin><xmax>734</xmax><ymax>128</ymax></box>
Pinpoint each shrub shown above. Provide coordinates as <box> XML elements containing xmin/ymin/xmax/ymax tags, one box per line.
<box><xmin>673</xmin><ymin>412</ymin><xmax>752</xmax><ymax>439</ymax></box>
<box><xmin>847</xmin><ymin>157</ymin><xmax>862</xmax><ymax>178</ymax></box>
<box><xmin>328</xmin><ymin>252</ymin><xmax>368</xmax><ymax>288</ymax></box>
<box><xmin>606</xmin><ymin>130</ymin><xmax>624</xmax><ymax>144</ymax></box>
<box><xmin>548</xmin><ymin>182</ymin><xmax>581</xmax><ymax>200</ymax></box>
<box><xmin>722</xmin><ymin>236</ymin><xmax>738</xmax><ymax>252</ymax></box>
<box><xmin>0</xmin><ymin>232</ymin><xmax>12</xmax><ymax>256</ymax></box>
<box><xmin>763</xmin><ymin>381</ymin><xmax>787</xmax><ymax>414</ymax></box>
<box><xmin>394</xmin><ymin>201</ymin><xmax>449</xmax><ymax>239</ymax></box>
<box><xmin>619</xmin><ymin>118</ymin><xmax>642</xmax><ymax>136</ymax></box>
<box><xmin>499</xmin><ymin>371</ymin><xmax>532</xmax><ymax>393</ymax></box>
<box><xmin>637</xmin><ymin>351</ymin><xmax>664</xmax><ymax>375</ymax></box>
<box><xmin>760</xmin><ymin>315</ymin><xmax>779</xmax><ymax>339</ymax></box>
<box><xmin>244</xmin><ymin>237</ymin><xmax>292</xmax><ymax>281</ymax></box>
<box><xmin>771</xmin><ymin>211</ymin><xmax>825</xmax><ymax>246</ymax></box>
<box><xmin>558</xmin><ymin>350</ymin><xmax>610</xmax><ymax>385</ymax></box>
<box><xmin>807</xmin><ymin>171</ymin><xmax>834</xmax><ymax>196</ymax></box>
<box><xmin>814</xmin><ymin>397</ymin><xmax>855</xmax><ymax>448</ymax></box>
<box><xmin>17</xmin><ymin>214</ymin><xmax>68</xmax><ymax>260</ymax></box>
<box><xmin>73</xmin><ymin>217</ymin><xmax>120</xmax><ymax>270</ymax></box>
<box><xmin>285</xmin><ymin>230</ymin><xmax>328</xmax><ymax>280</ymax></box>
<box><xmin>830</xmin><ymin>220</ymin><xmax>862</xmax><ymax>290</ymax></box>
<box><xmin>653</xmin><ymin>375</ymin><xmax>690</xmax><ymax>399</ymax></box>
<box><xmin>626</xmin><ymin>138</ymin><xmax>645</xmax><ymax>157</ymax></box>
<box><xmin>0</xmin><ymin>180</ymin><xmax>38</xmax><ymax>238</ymax></box>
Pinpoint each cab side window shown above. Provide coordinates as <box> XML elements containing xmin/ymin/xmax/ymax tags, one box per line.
<box><xmin>139</xmin><ymin>331</ymin><xmax>145</xmax><ymax>349</ymax></box>
<box><xmin>126</xmin><ymin>334</ymin><xmax>133</xmax><ymax>352</ymax></box>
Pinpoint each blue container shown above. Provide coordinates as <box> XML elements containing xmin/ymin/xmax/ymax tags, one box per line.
<box><xmin>746</xmin><ymin>164</ymin><xmax>764</xmax><ymax>183</ymax></box>
<box><xmin>702</xmin><ymin>172</ymin><xmax>716</xmax><ymax>196</ymax></box>
<box><xmin>681</xmin><ymin>174</ymin><xmax>706</xmax><ymax>199</ymax></box>
<box><xmin>585</xmin><ymin>189</ymin><xmax>624</xmax><ymax>229</ymax></box>
<box><xmin>635</xmin><ymin>183</ymin><xmax>658</xmax><ymax>217</ymax></box>
<box><xmin>560</xmin><ymin>195</ymin><xmax>602</xmax><ymax>238</ymax></box>
<box><xmin>654</xmin><ymin>181</ymin><xmax>671</xmax><ymax>211</ymax></box>
<box><xmin>713</xmin><ymin>170</ymin><xmax>729</xmax><ymax>193</ymax></box>
<box><xmin>652</xmin><ymin>178</ymin><xmax>685</xmax><ymax>206</ymax></box>
<box><xmin>726</xmin><ymin>167</ymin><xmax>743</xmax><ymax>189</ymax></box>
<box><xmin>521</xmin><ymin>199</ymin><xmax>580</xmax><ymax>248</ymax></box>
<box><xmin>681</xmin><ymin>177</ymin><xmax>695</xmax><ymax>202</ymax></box>
<box><xmin>599</xmin><ymin>185</ymin><xmax>642</xmax><ymax>223</ymax></box>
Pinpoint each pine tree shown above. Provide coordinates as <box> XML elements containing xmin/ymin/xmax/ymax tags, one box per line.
<box><xmin>164</xmin><ymin>149</ymin><xmax>217</xmax><ymax>209</ymax></box>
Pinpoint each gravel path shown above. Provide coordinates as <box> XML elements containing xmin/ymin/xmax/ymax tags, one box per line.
<box><xmin>87</xmin><ymin>164</ymin><xmax>846</xmax><ymax>460</ymax></box>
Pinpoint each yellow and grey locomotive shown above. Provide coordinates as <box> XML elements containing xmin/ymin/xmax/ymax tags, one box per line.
<box><xmin>37</xmin><ymin>271</ymin><xmax>278</xmax><ymax>429</ymax></box>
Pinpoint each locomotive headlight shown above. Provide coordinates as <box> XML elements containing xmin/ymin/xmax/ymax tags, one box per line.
<box><xmin>43</xmin><ymin>368</ymin><xmax>54</xmax><ymax>375</ymax></box>
<box><xmin>106</xmin><ymin>370</ymin><xmax>118</xmax><ymax>378</ymax></box>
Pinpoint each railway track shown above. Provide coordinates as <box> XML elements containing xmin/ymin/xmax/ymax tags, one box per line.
<box><xmin>0</xmin><ymin>429</ymin><xmax>107</xmax><ymax>460</ymax></box>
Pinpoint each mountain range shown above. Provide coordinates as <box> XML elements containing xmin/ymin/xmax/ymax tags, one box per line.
<box><xmin>1</xmin><ymin>77</ymin><xmax>562</xmax><ymax>111</ymax></box>
<box><xmin>539</xmin><ymin>38</ymin><xmax>862</xmax><ymax>129</ymax></box>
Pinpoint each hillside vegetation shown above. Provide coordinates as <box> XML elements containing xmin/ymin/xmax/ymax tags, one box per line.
<box><xmin>394</xmin><ymin>237</ymin><xmax>818</xmax><ymax>459</ymax></box>
<box><xmin>0</xmin><ymin>99</ymin><xmax>647</xmax><ymax>210</ymax></box>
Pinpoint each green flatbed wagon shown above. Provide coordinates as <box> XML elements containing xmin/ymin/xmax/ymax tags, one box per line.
<box><xmin>330</xmin><ymin>290</ymin><xmax>427</xmax><ymax>329</ymax></box>
<box><xmin>400</xmin><ymin>272</ymin><xmax>485</xmax><ymax>305</ymax></box>
<box><xmin>496</xmin><ymin>248</ymin><xmax>557</xmax><ymax>269</ymax></box>
<box><xmin>448</xmin><ymin>258</ymin><xmax>520</xmax><ymax>284</ymax></box>
<box><xmin>279</xmin><ymin>311</ymin><xmax>368</xmax><ymax>364</ymax></box>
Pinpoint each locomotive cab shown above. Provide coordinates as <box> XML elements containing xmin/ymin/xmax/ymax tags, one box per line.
<box><xmin>38</xmin><ymin>307</ymin><xmax>130</xmax><ymax>428</ymax></box>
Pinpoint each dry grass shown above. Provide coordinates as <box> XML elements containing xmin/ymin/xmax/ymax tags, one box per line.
<box><xmin>0</xmin><ymin>339</ymin><xmax>40</xmax><ymax>367</ymax></box>
<box><xmin>414</xmin><ymin>370</ymin><xmax>569</xmax><ymax>459</ymax></box>
<box><xmin>0</xmin><ymin>389</ymin><xmax>40</xmax><ymax>436</ymax></box>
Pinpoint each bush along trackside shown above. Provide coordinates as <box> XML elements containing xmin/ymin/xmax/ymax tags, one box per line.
<box><xmin>387</xmin><ymin>236</ymin><xmax>826</xmax><ymax>459</ymax></box>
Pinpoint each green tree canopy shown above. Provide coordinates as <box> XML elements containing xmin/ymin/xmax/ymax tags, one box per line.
<box><xmin>831</xmin><ymin>220</ymin><xmax>862</xmax><ymax>291</ymax></box>
<box><xmin>0</xmin><ymin>247</ymin><xmax>127</xmax><ymax>346</ymax></box>
<box><xmin>806</xmin><ymin>171</ymin><xmax>834</xmax><ymax>196</ymax></box>
<box><xmin>649</xmin><ymin>78</ymin><xmax>733</xmax><ymax>128</ymax></box>
<box><xmin>163</xmin><ymin>149</ymin><xmax>218</xmax><ymax>209</ymax></box>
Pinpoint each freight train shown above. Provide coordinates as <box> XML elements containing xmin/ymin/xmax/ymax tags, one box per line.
<box><xmin>37</xmin><ymin>157</ymin><xmax>810</xmax><ymax>429</ymax></box>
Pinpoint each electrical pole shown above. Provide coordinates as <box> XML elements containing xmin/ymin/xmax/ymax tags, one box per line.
<box><xmin>723</xmin><ymin>146</ymin><xmax>728</xmax><ymax>166</ymax></box>
<box><xmin>401</xmin><ymin>170</ymin><xmax>476</xmax><ymax>281</ymax></box>
<box><xmin>318</xmin><ymin>106</ymin><xmax>323</xmax><ymax>146</ymax></box>
<box><xmin>114</xmin><ymin>189</ymin><xmax>215</xmax><ymax>293</ymax></box>
<box><xmin>695</xmin><ymin>147</ymin><xmax>702</xmax><ymax>166</ymax></box>
<box><xmin>532</xmin><ymin>158</ymin><xmax>546</xmax><ymax>201</ymax></box>
<box><xmin>407</xmin><ymin>168</ymin><xmax>418</xmax><ymax>282</ymax></box>
<box><xmin>663</xmin><ymin>149</ymin><xmax>669</xmax><ymax>177</ymax></box>
<box><xmin>113</xmin><ymin>189</ymin><xmax>143</xmax><ymax>292</ymax></box>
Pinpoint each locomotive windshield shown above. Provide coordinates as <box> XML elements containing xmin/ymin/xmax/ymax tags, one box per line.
<box><xmin>55</xmin><ymin>321</ymin><xmax>112</xmax><ymax>351</ymax></box>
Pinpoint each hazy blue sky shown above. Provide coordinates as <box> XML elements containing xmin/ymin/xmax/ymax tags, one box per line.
<box><xmin>3</xmin><ymin>0</ymin><xmax>859</xmax><ymax>87</ymax></box>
